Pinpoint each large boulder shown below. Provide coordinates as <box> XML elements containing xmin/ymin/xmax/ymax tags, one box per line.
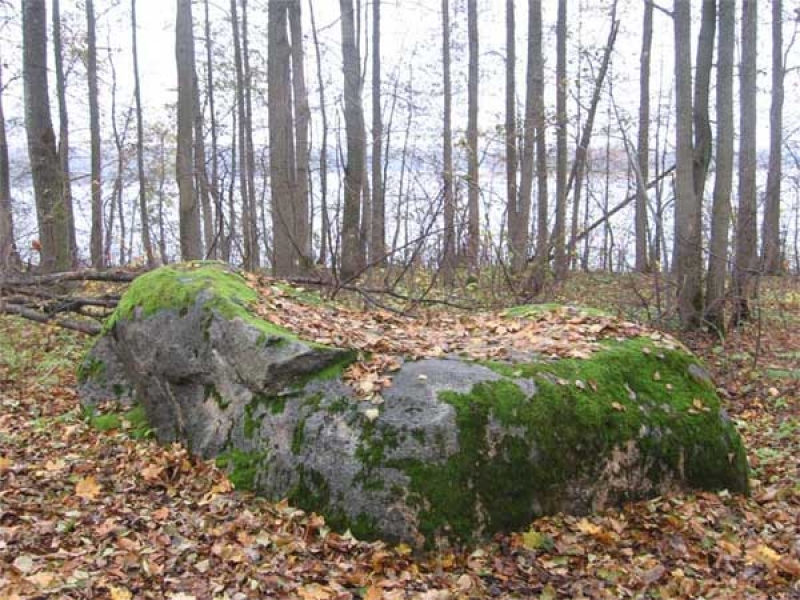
<box><xmin>79</xmin><ymin>262</ymin><xmax>749</xmax><ymax>547</ymax></box>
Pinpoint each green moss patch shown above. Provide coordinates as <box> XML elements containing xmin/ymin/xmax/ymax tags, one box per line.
<box><xmin>85</xmin><ymin>404</ymin><xmax>152</xmax><ymax>439</ymax></box>
<box><xmin>215</xmin><ymin>448</ymin><xmax>266</xmax><ymax>491</ymax></box>
<box><xmin>76</xmin><ymin>354</ymin><xmax>105</xmax><ymax>384</ymax></box>
<box><xmin>104</xmin><ymin>261</ymin><xmax>298</xmax><ymax>342</ymax></box>
<box><xmin>384</xmin><ymin>338</ymin><xmax>747</xmax><ymax>546</ymax></box>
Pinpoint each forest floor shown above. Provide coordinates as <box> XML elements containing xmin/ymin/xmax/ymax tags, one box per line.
<box><xmin>0</xmin><ymin>272</ymin><xmax>798</xmax><ymax>599</ymax></box>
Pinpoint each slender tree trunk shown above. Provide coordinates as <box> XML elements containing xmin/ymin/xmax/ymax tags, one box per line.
<box><xmin>86</xmin><ymin>0</ymin><xmax>103</xmax><ymax>268</ymax></box>
<box><xmin>309</xmin><ymin>1</ymin><xmax>330</xmax><ymax>266</ymax></box>
<box><xmin>553</xmin><ymin>0</ymin><xmax>568</xmax><ymax>277</ymax></box>
<box><xmin>635</xmin><ymin>0</ymin><xmax>652</xmax><ymax>272</ymax></box>
<box><xmin>132</xmin><ymin>0</ymin><xmax>154</xmax><ymax>266</ymax></box>
<box><xmin>23</xmin><ymin>0</ymin><xmax>70</xmax><ymax>272</ymax></box>
<box><xmin>761</xmin><ymin>0</ymin><xmax>784</xmax><ymax>274</ymax></box>
<box><xmin>732</xmin><ymin>0</ymin><xmax>758</xmax><ymax>325</ymax></box>
<box><xmin>51</xmin><ymin>0</ymin><xmax>76</xmax><ymax>265</ymax></box>
<box><xmin>290</xmin><ymin>0</ymin><xmax>310</xmax><ymax>264</ymax></box>
<box><xmin>157</xmin><ymin>130</ymin><xmax>168</xmax><ymax>264</ymax></box>
<box><xmin>0</xmin><ymin>59</ymin><xmax>18</xmax><ymax>270</ymax></box>
<box><xmin>441</xmin><ymin>0</ymin><xmax>456</xmax><ymax>283</ymax></box>
<box><xmin>269</xmin><ymin>0</ymin><xmax>298</xmax><ymax>276</ymax></box>
<box><xmin>693</xmin><ymin>0</ymin><xmax>715</xmax><ymax>204</ymax></box>
<box><xmin>369</xmin><ymin>0</ymin><xmax>384</xmax><ymax>266</ymax></box>
<box><xmin>230</xmin><ymin>0</ymin><xmax>253</xmax><ymax>268</ymax></box>
<box><xmin>466</xmin><ymin>0</ymin><xmax>479</xmax><ymax>272</ymax></box>
<box><xmin>706</xmin><ymin>0</ymin><xmax>735</xmax><ymax>328</ymax></box>
<box><xmin>674</xmin><ymin>0</ymin><xmax>701</xmax><ymax>328</ymax></box>
<box><xmin>339</xmin><ymin>0</ymin><xmax>365</xmax><ymax>280</ymax></box>
<box><xmin>194</xmin><ymin>71</ymin><xmax>213</xmax><ymax>258</ymax></box>
<box><xmin>203</xmin><ymin>0</ymin><xmax>222</xmax><ymax>261</ymax></box>
<box><xmin>242</xmin><ymin>0</ymin><xmax>259</xmax><ymax>266</ymax></box>
<box><xmin>176</xmin><ymin>0</ymin><xmax>202</xmax><ymax>260</ymax></box>
<box><xmin>506</xmin><ymin>0</ymin><xmax>525</xmax><ymax>273</ymax></box>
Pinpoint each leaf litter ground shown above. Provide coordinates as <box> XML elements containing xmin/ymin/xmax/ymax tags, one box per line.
<box><xmin>0</xmin><ymin>273</ymin><xmax>798</xmax><ymax>598</ymax></box>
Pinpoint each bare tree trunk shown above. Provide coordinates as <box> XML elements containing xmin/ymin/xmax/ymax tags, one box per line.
<box><xmin>194</xmin><ymin>71</ymin><xmax>213</xmax><ymax>258</ymax></box>
<box><xmin>369</xmin><ymin>0</ymin><xmax>384</xmax><ymax>266</ymax></box>
<box><xmin>466</xmin><ymin>0</ymin><xmax>479</xmax><ymax>272</ymax></box>
<box><xmin>309</xmin><ymin>1</ymin><xmax>330</xmax><ymax>266</ymax></box>
<box><xmin>157</xmin><ymin>130</ymin><xmax>168</xmax><ymax>264</ymax></box>
<box><xmin>203</xmin><ymin>0</ymin><xmax>222</xmax><ymax>261</ymax></box>
<box><xmin>269</xmin><ymin>0</ymin><xmax>299</xmax><ymax>276</ymax></box>
<box><xmin>693</xmin><ymin>0</ymin><xmax>715</xmax><ymax>204</ymax></box>
<box><xmin>635</xmin><ymin>0</ymin><xmax>652</xmax><ymax>272</ymax></box>
<box><xmin>290</xmin><ymin>0</ymin><xmax>311</xmax><ymax>264</ymax></box>
<box><xmin>86</xmin><ymin>0</ymin><xmax>103</xmax><ymax>268</ymax></box>
<box><xmin>23</xmin><ymin>0</ymin><xmax>70</xmax><ymax>273</ymax></box>
<box><xmin>761</xmin><ymin>0</ymin><xmax>784</xmax><ymax>274</ymax></box>
<box><xmin>673</xmin><ymin>0</ymin><xmax>701</xmax><ymax>328</ymax></box>
<box><xmin>230</xmin><ymin>0</ymin><xmax>254</xmax><ymax>268</ymax></box>
<box><xmin>441</xmin><ymin>0</ymin><xmax>456</xmax><ymax>284</ymax></box>
<box><xmin>706</xmin><ymin>0</ymin><xmax>735</xmax><ymax>328</ymax></box>
<box><xmin>519</xmin><ymin>0</ymin><xmax>537</xmax><ymax>279</ymax></box>
<box><xmin>732</xmin><ymin>0</ymin><xmax>758</xmax><ymax>325</ymax></box>
<box><xmin>339</xmin><ymin>0</ymin><xmax>365</xmax><ymax>280</ymax></box>
<box><xmin>51</xmin><ymin>0</ymin><xmax>76</xmax><ymax>265</ymax></box>
<box><xmin>506</xmin><ymin>0</ymin><xmax>525</xmax><ymax>273</ymax></box>
<box><xmin>553</xmin><ymin>0</ymin><xmax>568</xmax><ymax>278</ymax></box>
<box><xmin>132</xmin><ymin>0</ymin><xmax>154</xmax><ymax>266</ymax></box>
<box><xmin>176</xmin><ymin>0</ymin><xmax>202</xmax><ymax>260</ymax></box>
<box><xmin>242</xmin><ymin>0</ymin><xmax>259</xmax><ymax>267</ymax></box>
<box><xmin>0</xmin><ymin>58</ymin><xmax>19</xmax><ymax>270</ymax></box>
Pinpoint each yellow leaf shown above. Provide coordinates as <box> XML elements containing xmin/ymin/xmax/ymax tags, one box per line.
<box><xmin>748</xmin><ymin>543</ymin><xmax>781</xmax><ymax>566</ymax></box>
<box><xmin>109</xmin><ymin>586</ymin><xmax>133</xmax><ymax>600</ymax></box>
<box><xmin>611</xmin><ymin>402</ymin><xmax>626</xmax><ymax>412</ymax></box>
<box><xmin>0</xmin><ymin>456</ymin><xmax>11</xmax><ymax>471</ymax></box>
<box><xmin>75</xmin><ymin>476</ymin><xmax>102</xmax><ymax>500</ymax></box>
<box><xmin>576</xmin><ymin>518</ymin><xmax>602</xmax><ymax>536</ymax></box>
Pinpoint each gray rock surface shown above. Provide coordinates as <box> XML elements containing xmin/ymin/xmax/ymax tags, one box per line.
<box><xmin>79</xmin><ymin>263</ymin><xmax>750</xmax><ymax>548</ymax></box>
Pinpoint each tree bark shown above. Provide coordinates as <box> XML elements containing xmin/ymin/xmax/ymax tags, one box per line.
<box><xmin>553</xmin><ymin>0</ymin><xmax>568</xmax><ymax>278</ymax></box>
<box><xmin>673</xmin><ymin>0</ymin><xmax>701</xmax><ymax>328</ymax></box>
<box><xmin>309</xmin><ymin>1</ymin><xmax>330</xmax><ymax>267</ymax></box>
<box><xmin>441</xmin><ymin>0</ymin><xmax>456</xmax><ymax>284</ymax></box>
<box><xmin>86</xmin><ymin>0</ymin><xmax>103</xmax><ymax>268</ymax></box>
<box><xmin>203</xmin><ymin>0</ymin><xmax>222</xmax><ymax>261</ymax></box>
<box><xmin>175</xmin><ymin>0</ymin><xmax>202</xmax><ymax>260</ymax></box>
<box><xmin>132</xmin><ymin>0</ymin><xmax>154</xmax><ymax>266</ymax></box>
<box><xmin>635</xmin><ymin>0</ymin><xmax>652</xmax><ymax>272</ymax></box>
<box><xmin>693</xmin><ymin>0</ymin><xmax>715</xmax><ymax>204</ymax></box>
<box><xmin>369</xmin><ymin>0</ymin><xmax>384</xmax><ymax>266</ymax></box>
<box><xmin>705</xmin><ymin>0</ymin><xmax>735</xmax><ymax>328</ymax></box>
<box><xmin>761</xmin><ymin>0</ymin><xmax>784</xmax><ymax>274</ymax></box>
<box><xmin>0</xmin><ymin>58</ymin><xmax>19</xmax><ymax>271</ymax></box>
<box><xmin>466</xmin><ymin>0</ymin><xmax>480</xmax><ymax>272</ymax></box>
<box><xmin>732</xmin><ymin>0</ymin><xmax>758</xmax><ymax>325</ymax></box>
<box><xmin>269</xmin><ymin>0</ymin><xmax>298</xmax><ymax>276</ymax></box>
<box><xmin>339</xmin><ymin>0</ymin><xmax>366</xmax><ymax>280</ymax></box>
<box><xmin>506</xmin><ymin>0</ymin><xmax>525</xmax><ymax>273</ymax></box>
<box><xmin>290</xmin><ymin>0</ymin><xmax>311</xmax><ymax>264</ymax></box>
<box><xmin>51</xmin><ymin>0</ymin><xmax>77</xmax><ymax>265</ymax></box>
<box><xmin>23</xmin><ymin>0</ymin><xmax>71</xmax><ymax>273</ymax></box>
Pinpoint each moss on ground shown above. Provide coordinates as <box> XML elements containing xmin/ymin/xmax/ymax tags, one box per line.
<box><xmin>85</xmin><ymin>404</ymin><xmax>152</xmax><ymax>439</ymax></box>
<box><xmin>382</xmin><ymin>337</ymin><xmax>748</xmax><ymax>545</ymax></box>
<box><xmin>215</xmin><ymin>448</ymin><xmax>266</xmax><ymax>491</ymax></box>
<box><xmin>503</xmin><ymin>303</ymin><xmax>610</xmax><ymax>319</ymax></box>
<box><xmin>76</xmin><ymin>354</ymin><xmax>105</xmax><ymax>384</ymax></box>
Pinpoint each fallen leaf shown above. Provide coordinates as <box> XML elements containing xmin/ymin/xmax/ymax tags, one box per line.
<box><xmin>75</xmin><ymin>475</ymin><xmax>101</xmax><ymax>500</ymax></box>
<box><xmin>109</xmin><ymin>587</ymin><xmax>133</xmax><ymax>600</ymax></box>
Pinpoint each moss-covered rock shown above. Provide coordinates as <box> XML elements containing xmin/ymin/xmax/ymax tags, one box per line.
<box><xmin>78</xmin><ymin>263</ymin><xmax>749</xmax><ymax>549</ymax></box>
